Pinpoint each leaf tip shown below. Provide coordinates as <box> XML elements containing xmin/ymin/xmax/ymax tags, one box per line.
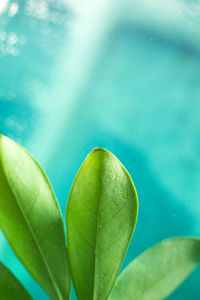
<box><xmin>92</xmin><ymin>147</ymin><xmax>107</xmax><ymax>153</ymax></box>
<box><xmin>91</xmin><ymin>147</ymin><xmax>116</xmax><ymax>157</ymax></box>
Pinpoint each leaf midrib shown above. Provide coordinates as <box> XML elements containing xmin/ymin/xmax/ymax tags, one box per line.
<box><xmin>91</xmin><ymin>154</ymin><xmax>101</xmax><ymax>300</ymax></box>
<box><xmin>0</xmin><ymin>155</ymin><xmax>63</xmax><ymax>300</ymax></box>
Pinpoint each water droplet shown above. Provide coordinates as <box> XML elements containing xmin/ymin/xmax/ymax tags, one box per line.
<box><xmin>8</xmin><ymin>2</ymin><xmax>19</xmax><ymax>17</ymax></box>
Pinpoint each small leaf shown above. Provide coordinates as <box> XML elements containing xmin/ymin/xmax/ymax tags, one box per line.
<box><xmin>0</xmin><ymin>135</ymin><xmax>71</xmax><ymax>300</ymax></box>
<box><xmin>109</xmin><ymin>237</ymin><xmax>200</xmax><ymax>300</ymax></box>
<box><xmin>0</xmin><ymin>262</ymin><xmax>33</xmax><ymax>300</ymax></box>
<box><xmin>66</xmin><ymin>148</ymin><xmax>138</xmax><ymax>300</ymax></box>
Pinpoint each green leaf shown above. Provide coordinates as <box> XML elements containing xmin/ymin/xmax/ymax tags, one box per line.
<box><xmin>0</xmin><ymin>262</ymin><xmax>33</xmax><ymax>300</ymax></box>
<box><xmin>0</xmin><ymin>135</ymin><xmax>71</xmax><ymax>300</ymax></box>
<box><xmin>109</xmin><ymin>237</ymin><xmax>200</xmax><ymax>300</ymax></box>
<box><xmin>66</xmin><ymin>148</ymin><xmax>138</xmax><ymax>300</ymax></box>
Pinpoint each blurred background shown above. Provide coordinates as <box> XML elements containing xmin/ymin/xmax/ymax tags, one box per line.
<box><xmin>0</xmin><ymin>0</ymin><xmax>200</xmax><ymax>299</ymax></box>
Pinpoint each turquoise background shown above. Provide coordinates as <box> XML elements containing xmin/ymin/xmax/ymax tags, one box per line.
<box><xmin>0</xmin><ymin>0</ymin><xmax>200</xmax><ymax>299</ymax></box>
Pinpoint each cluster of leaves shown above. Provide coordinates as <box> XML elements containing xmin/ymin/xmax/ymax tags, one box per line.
<box><xmin>0</xmin><ymin>134</ymin><xmax>199</xmax><ymax>300</ymax></box>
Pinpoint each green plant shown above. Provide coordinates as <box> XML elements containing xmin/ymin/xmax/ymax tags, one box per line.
<box><xmin>0</xmin><ymin>134</ymin><xmax>199</xmax><ymax>300</ymax></box>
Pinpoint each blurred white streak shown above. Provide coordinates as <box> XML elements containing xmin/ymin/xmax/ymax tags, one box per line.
<box><xmin>0</xmin><ymin>0</ymin><xmax>8</xmax><ymax>15</ymax></box>
<box><xmin>30</xmin><ymin>0</ymin><xmax>115</xmax><ymax>160</ymax></box>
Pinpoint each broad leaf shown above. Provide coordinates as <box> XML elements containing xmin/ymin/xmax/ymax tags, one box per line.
<box><xmin>109</xmin><ymin>237</ymin><xmax>200</xmax><ymax>300</ymax></box>
<box><xmin>0</xmin><ymin>135</ymin><xmax>71</xmax><ymax>300</ymax></box>
<box><xmin>66</xmin><ymin>148</ymin><xmax>138</xmax><ymax>300</ymax></box>
<box><xmin>0</xmin><ymin>262</ymin><xmax>33</xmax><ymax>300</ymax></box>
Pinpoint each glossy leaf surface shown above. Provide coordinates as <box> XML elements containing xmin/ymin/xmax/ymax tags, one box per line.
<box><xmin>0</xmin><ymin>262</ymin><xmax>33</xmax><ymax>300</ymax></box>
<box><xmin>67</xmin><ymin>148</ymin><xmax>138</xmax><ymax>300</ymax></box>
<box><xmin>0</xmin><ymin>135</ymin><xmax>70</xmax><ymax>300</ymax></box>
<box><xmin>109</xmin><ymin>237</ymin><xmax>200</xmax><ymax>300</ymax></box>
